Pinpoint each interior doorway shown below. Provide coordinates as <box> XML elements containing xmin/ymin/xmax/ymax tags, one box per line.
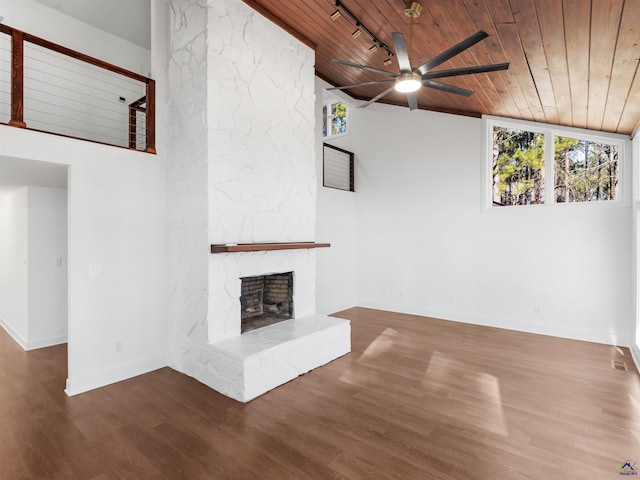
<box><xmin>0</xmin><ymin>156</ymin><xmax>69</xmax><ymax>352</ymax></box>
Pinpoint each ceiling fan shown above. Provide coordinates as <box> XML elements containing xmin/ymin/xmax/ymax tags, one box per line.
<box><xmin>328</xmin><ymin>1</ymin><xmax>510</xmax><ymax>110</ymax></box>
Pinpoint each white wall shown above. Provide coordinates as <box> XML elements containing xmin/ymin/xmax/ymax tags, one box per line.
<box><xmin>315</xmin><ymin>78</ymin><xmax>357</xmax><ymax>314</ymax></box>
<box><xmin>27</xmin><ymin>186</ymin><xmax>67</xmax><ymax>349</ymax></box>
<box><xmin>0</xmin><ymin>0</ymin><xmax>150</xmax><ymax>74</ymax></box>
<box><xmin>0</xmin><ymin>187</ymin><xmax>28</xmax><ymax>345</ymax></box>
<box><xmin>317</xmin><ymin>99</ymin><xmax>634</xmax><ymax>346</ymax></box>
<box><xmin>0</xmin><ymin>127</ymin><xmax>167</xmax><ymax>394</ymax></box>
<box><xmin>0</xmin><ymin>0</ymin><xmax>167</xmax><ymax>395</ymax></box>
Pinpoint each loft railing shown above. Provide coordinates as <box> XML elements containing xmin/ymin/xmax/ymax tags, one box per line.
<box><xmin>0</xmin><ymin>24</ymin><xmax>155</xmax><ymax>153</ymax></box>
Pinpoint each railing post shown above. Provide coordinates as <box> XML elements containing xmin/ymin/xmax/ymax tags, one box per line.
<box><xmin>129</xmin><ymin>105</ymin><xmax>137</xmax><ymax>149</ymax></box>
<box><xmin>145</xmin><ymin>79</ymin><xmax>156</xmax><ymax>154</ymax></box>
<box><xmin>9</xmin><ymin>30</ymin><xmax>27</xmax><ymax>128</ymax></box>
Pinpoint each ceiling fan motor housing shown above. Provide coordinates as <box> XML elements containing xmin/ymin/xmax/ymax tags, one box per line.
<box><xmin>404</xmin><ymin>1</ymin><xmax>422</xmax><ymax>18</ymax></box>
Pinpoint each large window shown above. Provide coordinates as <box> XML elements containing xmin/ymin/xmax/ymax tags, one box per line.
<box><xmin>487</xmin><ymin>118</ymin><xmax>623</xmax><ymax>208</ymax></box>
<box><xmin>322</xmin><ymin>100</ymin><xmax>348</xmax><ymax>139</ymax></box>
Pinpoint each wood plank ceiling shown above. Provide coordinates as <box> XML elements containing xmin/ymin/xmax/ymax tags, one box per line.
<box><xmin>243</xmin><ymin>0</ymin><xmax>640</xmax><ymax>136</ymax></box>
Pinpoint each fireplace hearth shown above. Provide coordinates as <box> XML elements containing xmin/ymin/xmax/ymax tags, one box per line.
<box><xmin>240</xmin><ymin>272</ymin><xmax>293</xmax><ymax>333</ymax></box>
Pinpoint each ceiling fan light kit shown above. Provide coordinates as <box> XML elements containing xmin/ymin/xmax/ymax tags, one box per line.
<box><xmin>395</xmin><ymin>72</ymin><xmax>422</xmax><ymax>93</ymax></box>
<box><xmin>329</xmin><ymin>0</ymin><xmax>510</xmax><ymax>111</ymax></box>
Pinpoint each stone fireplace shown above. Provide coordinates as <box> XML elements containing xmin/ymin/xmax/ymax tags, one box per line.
<box><xmin>241</xmin><ymin>272</ymin><xmax>293</xmax><ymax>332</ymax></box>
<box><xmin>167</xmin><ymin>0</ymin><xmax>351</xmax><ymax>404</ymax></box>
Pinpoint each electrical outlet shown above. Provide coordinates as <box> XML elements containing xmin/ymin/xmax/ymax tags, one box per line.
<box><xmin>53</xmin><ymin>256</ymin><xmax>62</xmax><ymax>266</ymax></box>
<box><xmin>533</xmin><ymin>305</ymin><xmax>540</xmax><ymax>314</ymax></box>
<box><xmin>89</xmin><ymin>264</ymin><xmax>102</xmax><ymax>276</ymax></box>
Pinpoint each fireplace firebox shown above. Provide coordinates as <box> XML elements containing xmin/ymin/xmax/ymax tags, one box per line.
<box><xmin>240</xmin><ymin>272</ymin><xmax>293</xmax><ymax>333</ymax></box>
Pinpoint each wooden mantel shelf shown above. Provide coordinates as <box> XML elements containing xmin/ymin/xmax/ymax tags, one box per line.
<box><xmin>210</xmin><ymin>242</ymin><xmax>330</xmax><ymax>254</ymax></box>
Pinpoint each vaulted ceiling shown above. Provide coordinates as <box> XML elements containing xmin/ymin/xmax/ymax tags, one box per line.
<box><xmin>244</xmin><ymin>0</ymin><xmax>640</xmax><ymax>136</ymax></box>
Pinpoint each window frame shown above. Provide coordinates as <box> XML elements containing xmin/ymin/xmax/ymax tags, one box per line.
<box><xmin>323</xmin><ymin>143</ymin><xmax>355</xmax><ymax>192</ymax></box>
<box><xmin>483</xmin><ymin>116</ymin><xmax>628</xmax><ymax>211</ymax></box>
<box><xmin>322</xmin><ymin>99</ymin><xmax>349</xmax><ymax>140</ymax></box>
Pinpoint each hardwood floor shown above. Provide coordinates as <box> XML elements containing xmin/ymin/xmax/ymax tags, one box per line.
<box><xmin>1</xmin><ymin>307</ymin><xmax>639</xmax><ymax>479</ymax></box>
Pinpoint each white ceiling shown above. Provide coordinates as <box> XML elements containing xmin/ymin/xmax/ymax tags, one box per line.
<box><xmin>0</xmin><ymin>157</ymin><xmax>68</xmax><ymax>196</ymax></box>
<box><xmin>33</xmin><ymin>0</ymin><xmax>151</xmax><ymax>50</ymax></box>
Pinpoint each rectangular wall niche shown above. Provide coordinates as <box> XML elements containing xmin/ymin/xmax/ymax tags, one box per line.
<box><xmin>240</xmin><ymin>272</ymin><xmax>294</xmax><ymax>333</ymax></box>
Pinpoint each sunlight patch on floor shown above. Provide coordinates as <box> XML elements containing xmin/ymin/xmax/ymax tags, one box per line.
<box><xmin>338</xmin><ymin>328</ymin><xmax>400</xmax><ymax>386</ymax></box>
<box><xmin>423</xmin><ymin>350</ymin><xmax>509</xmax><ymax>437</ymax></box>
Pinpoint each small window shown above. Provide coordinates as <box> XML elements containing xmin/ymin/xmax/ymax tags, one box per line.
<box><xmin>554</xmin><ymin>136</ymin><xmax>618</xmax><ymax>203</ymax></box>
<box><xmin>322</xmin><ymin>100</ymin><xmax>348</xmax><ymax>139</ymax></box>
<box><xmin>323</xmin><ymin>143</ymin><xmax>354</xmax><ymax>192</ymax></box>
<box><xmin>492</xmin><ymin>126</ymin><xmax>545</xmax><ymax>206</ymax></box>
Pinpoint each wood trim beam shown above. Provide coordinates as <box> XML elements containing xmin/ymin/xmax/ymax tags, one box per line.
<box><xmin>211</xmin><ymin>242</ymin><xmax>330</xmax><ymax>253</ymax></box>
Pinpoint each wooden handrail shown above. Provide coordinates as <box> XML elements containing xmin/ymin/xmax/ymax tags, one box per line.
<box><xmin>0</xmin><ymin>24</ymin><xmax>155</xmax><ymax>153</ymax></box>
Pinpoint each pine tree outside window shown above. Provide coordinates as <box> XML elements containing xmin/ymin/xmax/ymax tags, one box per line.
<box><xmin>492</xmin><ymin>127</ymin><xmax>545</xmax><ymax>206</ymax></box>
<box><xmin>485</xmin><ymin>118</ymin><xmax>624</xmax><ymax>209</ymax></box>
<box><xmin>554</xmin><ymin>136</ymin><xmax>618</xmax><ymax>203</ymax></box>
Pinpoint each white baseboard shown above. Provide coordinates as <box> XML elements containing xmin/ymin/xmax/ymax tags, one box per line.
<box><xmin>26</xmin><ymin>335</ymin><xmax>67</xmax><ymax>351</ymax></box>
<box><xmin>65</xmin><ymin>353</ymin><xmax>168</xmax><ymax>396</ymax></box>
<box><xmin>0</xmin><ymin>316</ymin><xmax>28</xmax><ymax>350</ymax></box>
<box><xmin>357</xmin><ymin>300</ymin><xmax>624</xmax><ymax>346</ymax></box>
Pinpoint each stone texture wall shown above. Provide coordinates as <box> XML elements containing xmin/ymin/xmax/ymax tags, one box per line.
<box><xmin>206</xmin><ymin>0</ymin><xmax>317</xmax><ymax>343</ymax></box>
<box><xmin>167</xmin><ymin>0</ymin><xmax>318</xmax><ymax>383</ymax></box>
<box><xmin>166</xmin><ymin>0</ymin><xmax>209</xmax><ymax>371</ymax></box>
<box><xmin>206</xmin><ymin>0</ymin><xmax>316</xmax><ymax>244</ymax></box>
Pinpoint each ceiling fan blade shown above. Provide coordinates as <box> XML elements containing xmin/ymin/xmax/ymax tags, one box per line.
<box><xmin>359</xmin><ymin>85</ymin><xmax>397</xmax><ymax>108</ymax></box>
<box><xmin>422</xmin><ymin>63</ymin><xmax>510</xmax><ymax>80</ymax></box>
<box><xmin>392</xmin><ymin>32</ymin><xmax>412</xmax><ymax>73</ymax></box>
<box><xmin>331</xmin><ymin>59</ymin><xmax>399</xmax><ymax>78</ymax></box>
<box><xmin>327</xmin><ymin>79</ymin><xmax>396</xmax><ymax>91</ymax></box>
<box><xmin>416</xmin><ymin>30</ymin><xmax>489</xmax><ymax>75</ymax></box>
<box><xmin>407</xmin><ymin>92</ymin><xmax>418</xmax><ymax>111</ymax></box>
<box><xmin>423</xmin><ymin>79</ymin><xmax>474</xmax><ymax>97</ymax></box>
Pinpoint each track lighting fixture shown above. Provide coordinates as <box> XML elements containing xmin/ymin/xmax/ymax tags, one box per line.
<box><xmin>330</xmin><ymin>1</ymin><xmax>394</xmax><ymax>58</ymax></box>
